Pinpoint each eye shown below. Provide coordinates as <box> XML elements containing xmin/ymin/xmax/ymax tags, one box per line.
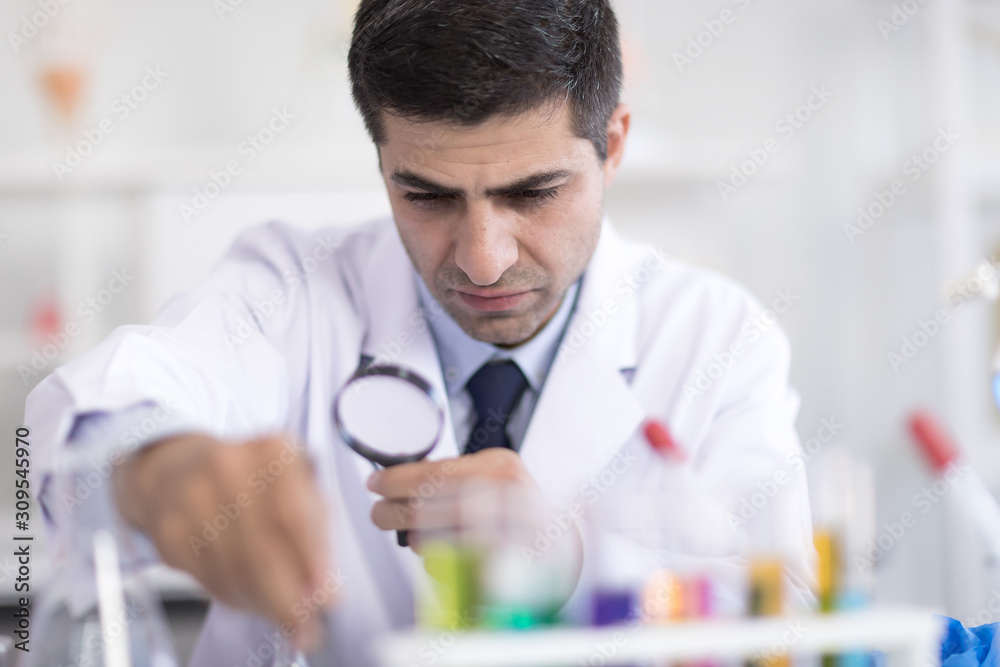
<box><xmin>512</xmin><ymin>188</ymin><xmax>560</xmax><ymax>206</ymax></box>
<box><xmin>403</xmin><ymin>192</ymin><xmax>453</xmax><ymax>210</ymax></box>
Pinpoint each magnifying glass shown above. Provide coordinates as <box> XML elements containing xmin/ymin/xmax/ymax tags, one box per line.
<box><xmin>333</xmin><ymin>364</ymin><xmax>447</xmax><ymax>546</ymax></box>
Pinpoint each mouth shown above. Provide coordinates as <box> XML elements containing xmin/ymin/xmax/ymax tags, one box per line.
<box><xmin>454</xmin><ymin>289</ymin><xmax>533</xmax><ymax>312</ymax></box>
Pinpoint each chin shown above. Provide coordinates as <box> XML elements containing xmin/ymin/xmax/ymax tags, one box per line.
<box><xmin>455</xmin><ymin>313</ymin><xmax>542</xmax><ymax>347</ymax></box>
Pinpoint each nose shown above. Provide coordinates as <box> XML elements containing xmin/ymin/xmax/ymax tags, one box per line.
<box><xmin>454</xmin><ymin>203</ymin><xmax>518</xmax><ymax>286</ymax></box>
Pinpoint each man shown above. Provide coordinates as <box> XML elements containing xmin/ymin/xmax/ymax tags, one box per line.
<box><xmin>26</xmin><ymin>0</ymin><xmax>815</xmax><ymax>664</ymax></box>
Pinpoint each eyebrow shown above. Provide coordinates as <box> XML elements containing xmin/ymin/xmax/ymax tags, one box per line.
<box><xmin>390</xmin><ymin>168</ymin><xmax>572</xmax><ymax>198</ymax></box>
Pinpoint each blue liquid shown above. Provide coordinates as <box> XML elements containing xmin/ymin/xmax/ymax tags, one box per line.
<box><xmin>835</xmin><ymin>590</ymin><xmax>871</xmax><ymax>667</ymax></box>
<box><xmin>592</xmin><ymin>589</ymin><xmax>635</xmax><ymax>626</ymax></box>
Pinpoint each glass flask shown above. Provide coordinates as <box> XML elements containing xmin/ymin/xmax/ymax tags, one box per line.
<box><xmin>27</xmin><ymin>445</ymin><xmax>179</xmax><ymax>667</ymax></box>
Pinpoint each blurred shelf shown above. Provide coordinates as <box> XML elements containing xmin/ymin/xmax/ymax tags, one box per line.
<box><xmin>0</xmin><ymin>508</ymin><xmax>205</xmax><ymax>606</ymax></box>
<box><xmin>376</xmin><ymin>609</ymin><xmax>942</xmax><ymax>667</ymax></box>
<box><xmin>142</xmin><ymin>564</ymin><xmax>208</xmax><ymax>602</ymax></box>
<box><xmin>0</xmin><ymin>134</ymin><xmax>809</xmax><ymax>194</ymax></box>
<box><xmin>0</xmin><ymin>146</ymin><xmax>384</xmax><ymax>194</ymax></box>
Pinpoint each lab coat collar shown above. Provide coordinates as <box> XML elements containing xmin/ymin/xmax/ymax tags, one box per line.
<box><xmin>357</xmin><ymin>222</ymin><xmax>462</xmax><ymax>461</ymax></box>
<box><xmin>357</xmin><ymin>218</ymin><xmax>646</xmax><ymax>506</ymax></box>
<box><xmin>518</xmin><ymin>219</ymin><xmax>646</xmax><ymax>507</ymax></box>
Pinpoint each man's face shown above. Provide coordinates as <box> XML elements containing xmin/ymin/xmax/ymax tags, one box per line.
<box><xmin>378</xmin><ymin>102</ymin><xmax>625</xmax><ymax>347</ymax></box>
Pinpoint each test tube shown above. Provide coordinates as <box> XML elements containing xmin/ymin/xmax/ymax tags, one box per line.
<box><xmin>415</xmin><ymin>481</ymin><xmax>484</xmax><ymax>630</ymax></box>
<box><xmin>641</xmin><ymin>570</ymin><xmax>684</xmax><ymax>624</ymax></box>
<box><xmin>740</xmin><ymin>481</ymin><xmax>791</xmax><ymax>667</ymax></box>
<box><xmin>475</xmin><ymin>481</ymin><xmax>572</xmax><ymax>629</ymax></box>
<box><xmin>809</xmin><ymin>446</ymin><xmax>876</xmax><ymax>667</ymax></box>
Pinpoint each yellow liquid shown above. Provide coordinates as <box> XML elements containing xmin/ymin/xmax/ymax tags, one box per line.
<box><xmin>746</xmin><ymin>559</ymin><xmax>789</xmax><ymax>667</ymax></box>
<box><xmin>418</xmin><ymin>540</ymin><xmax>482</xmax><ymax>630</ymax></box>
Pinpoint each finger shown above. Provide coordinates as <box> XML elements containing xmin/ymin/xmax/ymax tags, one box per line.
<box><xmin>155</xmin><ymin>510</ymin><xmax>249</xmax><ymax>610</ymax></box>
<box><xmin>243</xmin><ymin>537</ymin><xmax>314</xmax><ymax>636</ymax></box>
<box><xmin>366</xmin><ymin>459</ymin><xmax>456</xmax><ymax>500</ymax></box>
<box><xmin>160</xmin><ymin>475</ymin><xmax>255</xmax><ymax>609</ymax></box>
<box><xmin>367</xmin><ymin>448</ymin><xmax>525</xmax><ymax>499</ymax></box>
<box><xmin>211</xmin><ymin>494</ymin><xmax>281</xmax><ymax>611</ymax></box>
<box><xmin>370</xmin><ymin>497</ymin><xmax>461</xmax><ymax>532</ymax></box>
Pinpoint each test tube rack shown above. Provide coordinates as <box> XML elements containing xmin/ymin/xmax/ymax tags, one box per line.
<box><xmin>374</xmin><ymin>608</ymin><xmax>942</xmax><ymax>667</ymax></box>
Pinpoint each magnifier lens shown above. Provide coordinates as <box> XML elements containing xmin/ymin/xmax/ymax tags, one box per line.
<box><xmin>334</xmin><ymin>365</ymin><xmax>445</xmax><ymax>546</ymax></box>
<box><xmin>337</xmin><ymin>374</ymin><xmax>441</xmax><ymax>458</ymax></box>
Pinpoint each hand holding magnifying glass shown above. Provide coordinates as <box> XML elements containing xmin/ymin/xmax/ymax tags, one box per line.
<box><xmin>333</xmin><ymin>365</ymin><xmax>447</xmax><ymax>546</ymax></box>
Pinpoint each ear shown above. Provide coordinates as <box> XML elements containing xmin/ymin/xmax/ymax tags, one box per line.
<box><xmin>602</xmin><ymin>103</ymin><xmax>631</xmax><ymax>188</ymax></box>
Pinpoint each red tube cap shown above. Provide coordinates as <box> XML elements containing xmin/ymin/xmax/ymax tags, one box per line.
<box><xmin>909</xmin><ymin>411</ymin><xmax>960</xmax><ymax>473</ymax></box>
<box><xmin>644</xmin><ymin>419</ymin><xmax>684</xmax><ymax>461</ymax></box>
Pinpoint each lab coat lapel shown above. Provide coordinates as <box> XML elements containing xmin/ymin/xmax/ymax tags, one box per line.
<box><xmin>356</xmin><ymin>222</ymin><xmax>460</xmax><ymax>462</ymax></box>
<box><xmin>519</xmin><ymin>222</ymin><xmax>646</xmax><ymax>508</ymax></box>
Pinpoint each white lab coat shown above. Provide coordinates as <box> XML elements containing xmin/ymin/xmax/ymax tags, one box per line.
<box><xmin>25</xmin><ymin>217</ymin><xmax>816</xmax><ymax>666</ymax></box>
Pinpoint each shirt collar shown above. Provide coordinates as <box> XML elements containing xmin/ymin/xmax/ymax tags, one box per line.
<box><xmin>415</xmin><ymin>273</ymin><xmax>580</xmax><ymax>397</ymax></box>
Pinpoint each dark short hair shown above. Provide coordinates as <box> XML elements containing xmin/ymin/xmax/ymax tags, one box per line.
<box><xmin>348</xmin><ymin>0</ymin><xmax>623</xmax><ymax>160</ymax></box>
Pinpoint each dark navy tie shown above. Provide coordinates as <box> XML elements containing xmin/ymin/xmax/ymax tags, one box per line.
<box><xmin>464</xmin><ymin>360</ymin><xmax>529</xmax><ymax>454</ymax></box>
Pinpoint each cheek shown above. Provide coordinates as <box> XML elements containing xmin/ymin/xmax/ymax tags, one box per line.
<box><xmin>394</xmin><ymin>214</ymin><xmax>449</xmax><ymax>272</ymax></box>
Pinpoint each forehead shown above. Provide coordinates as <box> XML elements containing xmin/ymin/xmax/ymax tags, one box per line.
<box><xmin>379</xmin><ymin>102</ymin><xmax>588</xmax><ymax>169</ymax></box>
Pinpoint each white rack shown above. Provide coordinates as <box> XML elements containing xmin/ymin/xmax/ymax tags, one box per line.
<box><xmin>374</xmin><ymin>609</ymin><xmax>942</xmax><ymax>667</ymax></box>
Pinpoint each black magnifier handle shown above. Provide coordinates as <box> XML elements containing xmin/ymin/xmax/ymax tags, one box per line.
<box><xmin>374</xmin><ymin>462</ymin><xmax>409</xmax><ymax>547</ymax></box>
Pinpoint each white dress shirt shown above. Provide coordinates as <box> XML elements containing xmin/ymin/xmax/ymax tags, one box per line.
<box><xmin>414</xmin><ymin>272</ymin><xmax>581</xmax><ymax>453</ymax></box>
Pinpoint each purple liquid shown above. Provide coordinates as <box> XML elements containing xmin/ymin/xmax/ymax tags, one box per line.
<box><xmin>592</xmin><ymin>589</ymin><xmax>635</xmax><ymax>626</ymax></box>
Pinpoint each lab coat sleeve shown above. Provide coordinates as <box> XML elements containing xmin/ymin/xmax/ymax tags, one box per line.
<box><xmin>23</xmin><ymin>221</ymin><xmax>332</xmax><ymax>553</ymax></box>
<box><xmin>61</xmin><ymin>403</ymin><xmax>212</xmax><ymax>569</ymax></box>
